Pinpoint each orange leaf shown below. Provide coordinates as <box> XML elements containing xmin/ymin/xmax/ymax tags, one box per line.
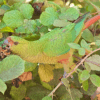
<box><xmin>97</xmin><ymin>94</ymin><xmax>100</xmax><ymax>100</ymax></box>
<box><xmin>18</xmin><ymin>72</ymin><xmax>32</xmax><ymax>82</ymax></box>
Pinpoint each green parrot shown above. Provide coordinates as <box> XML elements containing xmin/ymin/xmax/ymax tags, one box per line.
<box><xmin>4</xmin><ymin>13</ymin><xmax>89</xmax><ymax>72</ymax></box>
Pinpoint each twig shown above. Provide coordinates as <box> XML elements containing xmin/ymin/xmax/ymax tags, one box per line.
<box><xmin>90</xmin><ymin>11</ymin><xmax>100</xmax><ymax>15</ymax></box>
<box><xmin>48</xmin><ymin>82</ymin><xmax>62</xmax><ymax>96</ymax></box>
<box><xmin>52</xmin><ymin>93</ymin><xmax>53</xmax><ymax>99</ymax></box>
<box><xmin>73</xmin><ymin>55</ymin><xmax>100</xmax><ymax>66</ymax></box>
<box><xmin>48</xmin><ymin>48</ymin><xmax>100</xmax><ymax>97</ymax></box>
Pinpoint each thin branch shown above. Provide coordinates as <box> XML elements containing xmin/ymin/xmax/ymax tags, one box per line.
<box><xmin>48</xmin><ymin>48</ymin><xmax>100</xmax><ymax>97</ymax></box>
<box><xmin>73</xmin><ymin>55</ymin><xmax>100</xmax><ymax>66</ymax></box>
<box><xmin>48</xmin><ymin>82</ymin><xmax>62</xmax><ymax>96</ymax></box>
<box><xmin>52</xmin><ymin>93</ymin><xmax>53</xmax><ymax>99</ymax></box>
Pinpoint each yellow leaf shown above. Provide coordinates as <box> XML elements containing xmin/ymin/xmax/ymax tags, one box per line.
<box><xmin>38</xmin><ymin>64</ymin><xmax>54</xmax><ymax>82</ymax></box>
<box><xmin>0</xmin><ymin>32</ymin><xmax>3</xmax><ymax>39</ymax></box>
<box><xmin>0</xmin><ymin>26</ymin><xmax>14</xmax><ymax>32</ymax></box>
<box><xmin>55</xmin><ymin>63</ymin><xmax>63</xmax><ymax>69</ymax></box>
<box><xmin>54</xmin><ymin>0</ymin><xmax>64</xmax><ymax>6</ymax></box>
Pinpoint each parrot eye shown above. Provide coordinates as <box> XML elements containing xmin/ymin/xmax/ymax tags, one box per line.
<box><xmin>14</xmin><ymin>42</ymin><xmax>19</xmax><ymax>45</ymax></box>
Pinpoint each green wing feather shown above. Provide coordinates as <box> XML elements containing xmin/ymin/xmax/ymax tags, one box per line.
<box><xmin>40</xmin><ymin>23</ymin><xmax>75</xmax><ymax>57</ymax></box>
<box><xmin>42</xmin><ymin>13</ymin><xmax>88</xmax><ymax>57</ymax></box>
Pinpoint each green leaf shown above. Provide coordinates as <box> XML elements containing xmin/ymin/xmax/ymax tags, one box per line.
<box><xmin>78</xmin><ymin>48</ymin><xmax>85</xmax><ymax>55</ymax></box>
<box><xmin>3</xmin><ymin>10</ymin><xmax>24</xmax><ymax>28</ymax></box>
<box><xmin>40</xmin><ymin>7</ymin><xmax>59</xmax><ymax>26</ymax></box>
<box><xmin>59</xmin><ymin>7</ymin><xmax>79</xmax><ymax>21</ymax></box>
<box><xmin>90</xmin><ymin>74</ymin><xmax>100</xmax><ymax>87</ymax></box>
<box><xmin>35</xmin><ymin>19</ymin><xmax>41</xmax><ymax>27</ymax></box>
<box><xmin>0</xmin><ymin>55</ymin><xmax>25</xmax><ymax>82</ymax></box>
<box><xmin>61</xmin><ymin>78</ymin><xmax>69</xmax><ymax>88</ymax></box>
<box><xmin>27</xmin><ymin>85</ymin><xmax>50</xmax><ymax>100</ymax></box>
<box><xmin>80</xmin><ymin>70</ymin><xmax>90</xmax><ymax>81</ymax></box>
<box><xmin>23</xmin><ymin>19</ymin><xmax>36</xmax><ymax>34</ymax></box>
<box><xmin>60</xmin><ymin>88</ymin><xmax>82</xmax><ymax>100</ymax></box>
<box><xmin>71</xmin><ymin>88</ymin><xmax>83</xmax><ymax>99</ymax></box>
<box><xmin>0</xmin><ymin>40</ymin><xmax>4</xmax><ymax>46</ymax></box>
<box><xmin>39</xmin><ymin>26</ymin><xmax>48</xmax><ymax>34</ymax></box>
<box><xmin>10</xmin><ymin>2</ymin><xmax>22</xmax><ymax>10</ymax></box>
<box><xmin>85</xmin><ymin>55</ymin><xmax>100</xmax><ymax>71</ymax></box>
<box><xmin>10</xmin><ymin>84</ymin><xmax>26</xmax><ymax>100</ymax></box>
<box><xmin>25</xmin><ymin>80</ymin><xmax>36</xmax><ymax>88</ymax></box>
<box><xmin>0</xmin><ymin>21</ymin><xmax>6</xmax><ymax>29</ymax></box>
<box><xmin>68</xmin><ymin>43</ymin><xmax>80</xmax><ymax>49</ymax></box>
<box><xmin>0</xmin><ymin>92</ymin><xmax>5</xmax><ymax>100</ymax></box>
<box><xmin>0</xmin><ymin>5</ymin><xmax>10</xmax><ymax>10</ymax></box>
<box><xmin>0</xmin><ymin>79</ymin><xmax>7</xmax><ymax>94</ymax></box>
<box><xmin>15</xmin><ymin>26</ymin><xmax>25</xmax><ymax>34</ymax></box>
<box><xmin>53</xmin><ymin>19</ymin><xmax>71</xmax><ymax>27</ymax></box>
<box><xmin>32</xmin><ymin>66</ymin><xmax>38</xmax><ymax>77</ymax></box>
<box><xmin>94</xmin><ymin>34</ymin><xmax>100</xmax><ymax>41</ymax></box>
<box><xmin>55</xmin><ymin>85</ymin><xmax>67</xmax><ymax>98</ymax></box>
<box><xmin>89</xmin><ymin>1</ymin><xmax>100</xmax><ymax>14</ymax></box>
<box><xmin>42</xmin><ymin>96</ymin><xmax>52</xmax><ymax>100</ymax></box>
<box><xmin>78</xmin><ymin>72</ymin><xmax>83</xmax><ymax>83</ymax></box>
<box><xmin>80</xmin><ymin>80</ymin><xmax>97</xmax><ymax>96</ymax></box>
<box><xmin>77</xmin><ymin>69</ymin><xmax>82</xmax><ymax>72</ymax></box>
<box><xmin>82</xmin><ymin>80</ymin><xmax>89</xmax><ymax>91</ymax></box>
<box><xmin>80</xmin><ymin>39</ymin><xmax>91</xmax><ymax>50</ymax></box>
<box><xmin>72</xmin><ymin>73</ymin><xmax>81</xmax><ymax>88</ymax></box>
<box><xmin>24</xmin><ymin>62</ymin><xmax>37</xmax><ymax>72</ymax></box>
<box><xmin>19</xmin><ymin>4</ymin><xmax>34</xmax><ymax>19</ymax></box>
<box><xmin>41</xmin><ymin>81</ymin><xmax>53</xmax><ymax>90</ymax></box>
<box><xmin>49</xmin><ymin>68</ymin><xmax>64</xmax><ymax>86</ymax></box>
<box><xmin>95</xmin><ymin>40</ymin><xmax>100</xmax><ymax>46</ymax></box>
<box><xmin>84</xmin><ymin>62</ymin><xmax>91</xmax><ymax>72</ymax></box>
<box><xmin>82</xmin><ymin>29</ymin><xmax>94</xmax><ymax>42</ymax></box>
<box><xmin>15</xmin><ymin>19</ymin><xmax>36</xmax><ymax>34</ymax></box>
<box><xmin>0</xmin><ymin>26</ymin><xmax>14</xmax><ymax>32</ymax></box>
<box><xmin>61</xmin><ymin>7</ymin><xmax>67</xmax><ymax>13</ymax></box>
<box><xmin>47</xmin><ymin>1</ymin><xmax>61</xmax><ymax>10</ymax></box>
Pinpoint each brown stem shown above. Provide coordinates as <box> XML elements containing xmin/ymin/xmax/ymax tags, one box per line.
<box><xmin>73</xmin><ymin>55</ymin><xmax>100</xmax><ymax>66</ymax></box>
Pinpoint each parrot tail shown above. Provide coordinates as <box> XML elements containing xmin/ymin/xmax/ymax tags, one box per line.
<box><xmin>83</xmin><ymin>14</ymin><xmax>100</xmax><ymax>31</ymax></box>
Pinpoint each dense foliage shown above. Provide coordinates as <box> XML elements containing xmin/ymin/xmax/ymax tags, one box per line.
<box><xmin>0</xmin><ymin>0</ymin><xmax>100</xmax><ymax>100</ymax></box>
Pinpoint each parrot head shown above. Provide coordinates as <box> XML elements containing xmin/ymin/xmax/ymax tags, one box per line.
<box><xmin>3</xmin><ymin>36</ymin><xmax>27</xmax><ymax>47</ymax></box>
<box><xmin>3</xmin><ymin>36</ymin><xmax>29</xmax><ymax>57</ymax></box>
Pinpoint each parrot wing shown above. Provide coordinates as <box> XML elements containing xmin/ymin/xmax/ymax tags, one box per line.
<box><xmin>40</xmin><ymin>23</ymin><xmax>76</xmax><ymax>57</ymax></box>
<box><xmin>41</xmin><ymin>13</ymin><xmax>88</xmax><ymax>57</ymax></box>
